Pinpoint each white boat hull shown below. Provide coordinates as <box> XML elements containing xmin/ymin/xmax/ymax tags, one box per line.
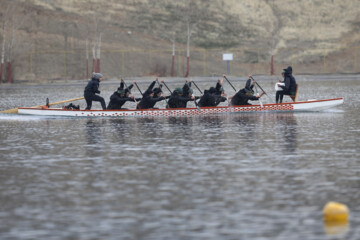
<box><xmin>17</xmin><ymin>98</ymin><xmax>344</xmax><ymax>117</ymax></box>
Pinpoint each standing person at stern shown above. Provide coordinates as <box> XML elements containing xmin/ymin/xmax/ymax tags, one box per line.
<box><xmin>84</xmin><ymin>73</ymin><xmax>106</xmax><ymax>110</ymax></box>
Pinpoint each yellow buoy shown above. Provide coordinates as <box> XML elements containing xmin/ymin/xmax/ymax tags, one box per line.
<box><xmin>323</xmin><ymin>201</ymin><xmax>349</xmax><ymax>223</ymax></box>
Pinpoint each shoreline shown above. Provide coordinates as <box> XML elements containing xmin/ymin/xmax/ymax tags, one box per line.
<box><xmin>0</xmin><ymin>73</ymin><xmax>359</xmax><ymax>89</ymax></box>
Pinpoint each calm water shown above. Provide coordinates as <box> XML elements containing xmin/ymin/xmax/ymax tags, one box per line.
<box><xmin>0</xmin><ymin>75</ymin><xmax>359</xmax><ymax>240</ymax></box>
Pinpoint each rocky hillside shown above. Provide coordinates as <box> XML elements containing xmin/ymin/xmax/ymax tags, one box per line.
<box><xmin>1</xmin><ymin>0</ymin><xmax>360</xmax><ymax>81</ymax></box>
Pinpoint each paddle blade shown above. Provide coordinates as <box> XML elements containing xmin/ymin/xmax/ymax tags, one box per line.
<box><xmin>0</xmin><ymin>108</ymin><xmax>18</xmax><ymax>114</ymax></box>
<box><xmin>0</xmin><ymin>97</ymin><xmax>84</xmax><ymax>114</ymax></box>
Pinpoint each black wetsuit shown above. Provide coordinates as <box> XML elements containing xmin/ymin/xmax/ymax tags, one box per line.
<box><xmin>231</xmin><ymin>88</ymin><xmax>259</xmax><ymax>106</ymax></box>
<box><xmin>84</xmin><ymin>78</ymin><xmax>106</xmax><ymax>110</ymax></box>
<box><xmin>215</xmin><ymin>81</ymin><xmax>223</xmax><ymax>95</ymax></box>
<box><xmin>137</xmin><ymin>95</ymin><xmax>165</xmax><ymax>109</ymax></box>
<box><xmin>214</xmin><ymin>95</ymin><xmax>227</xmax><ymax>106</ymax></box>
<box><xmin>107</xmin><ymin>92</ymin><xmax>141</xmax><ymax>109</ymax></box>
<box><xmin>136</xmin><ymin>81</ymin><xmax>166</xmax><ymax>109</ymax></box>
<box><xmin>166</xmin><ymin>82</ymin><xmax>196</xmax><ymax>108</ymax></box>
<box><xmin>168</xmin><ymin>93</ymin><xmax>196</xmax><ymax>108</ymax></box>
<box><xmin>276</xmin><ymin>67</ymin><xmax>297</xmax><ymax>103</ymax></box>
<box><xmin>107</xmin><ymin>82</ymin><xmax>141</xmax><ymax>109</ymax></box>
<box><xmin>198</xmin><ymin>90</ymin><xmax>217</xmax><ymax>107</ymax></box>
<box><xmin>198</xmin><ymin>83</ymin><xmax>227</xmax><ymax>107</ymax></box>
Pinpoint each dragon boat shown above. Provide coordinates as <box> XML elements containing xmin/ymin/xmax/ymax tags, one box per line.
<box><xmin>17</xmin><ymin>97</ymin><xmax>344</xmax><ymax>117</ymax></box>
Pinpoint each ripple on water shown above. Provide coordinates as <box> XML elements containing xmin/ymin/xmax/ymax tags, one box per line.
<box><xmin>0</xmin><ymin>78</ymin><xmax>359</xmax><ymax>239</ymax></box>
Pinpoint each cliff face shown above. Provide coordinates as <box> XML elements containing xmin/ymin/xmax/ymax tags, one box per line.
<box><xmin>20</xmin><ymin>0</ymin><xmax>360</xmax><ymax>47</ymax></box>
<box><xmin>1</xmin><ymin>0</ymin><xmax>360</xmax><ymax>80</ymax></box>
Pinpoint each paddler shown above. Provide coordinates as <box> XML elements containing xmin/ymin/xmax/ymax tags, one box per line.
<box><xmin>276</xmin><ymin>66</ymin><xmax>297</xmax><ymax>103</ymax></box>
<box><xmin>84</xmin><ymin>72</ymin><xmax>106</xmax><ymax>110</ymax></box>
<box><xmin>107</xmin><ymin>80</ymin><xmax>141</xmax><ymax>109</ymax></box>
<box><xmin>167</xmin><ymin>87</ymin><xmax>195</xmax><ymax>108</ymax></box>
<box><xmin>183</xmin><ymin>80</ymin><xmax>201</xmax><ymax>107</ymax></box>
<box><xmin>137</xmin><ymin>79</ymin><xmax>166</xmax><ymax>109</ymax></box>
<box><xmin>198</xmin><ymin>87</ymin><xmax>217</xmax><ymax>107</ymax></box>
<box><xmin>198</xmin><ymin>79</ymin><xmax>226</xmax><ymax>107</ymax></box>
<box><xmin>229</xmin><ymin>78</ymin><xmax>264</xmax><ymax>106</ymax></box>
<box><xmin>152</xmin><ymin>84</ymin><xmax>163</xmax><ymax>98</ymax></box>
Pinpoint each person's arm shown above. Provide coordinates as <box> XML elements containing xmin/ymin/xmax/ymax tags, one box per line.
<box><xmin>216</xmin><ymin>79</ymin><xmax>222</xmax><ymax>92</ymax></box>
<box><xmin>150</xmin><ymin>96</ymin><xmax>165</xmax><ymax>103</ymax></box>
<box><xmin>178</xmin><ymin>96</ymin><xmax>194</xmax><ymax>102</ymax></box>
<box><xmin>215</xmin><ymin>96</ymin><xmax>227</xmax><ymax>105</ymax></box>
<box><xmin>93</xmin><ymin>82</ymin><xmax>100</xmax><ymax>94</ymax></box>
<box><xmin>280</xmin><ymin>77</ymin><xmax>290</xmax><ymax>91</ymax></box>
<box><xmin>147</xmin><ymin>81</ymin><xmax>156</xmax><ymax>91</ymax></box>
<box><xmin>248</xmin><ymin>95</ymin><xmax>259</xmax><ymax>101</ymax></box>
<box><xmin>123</xmin><ymin>97</ymin><xmax>135</xmax><ymax>102</ymax></box>
<box><xmin>220</xmin><ymin>96</ymin><xmax>227</xmax><ymax>102</ymax></box>
<box><xmin>142</xmin><ymin>80</ymin><xmax>157</xmax><ymax>96</ymax></box>
<box><xmin>126</xmin><ymin>84</ymin><xmax>134</xmax><ymax>91</ymax></box>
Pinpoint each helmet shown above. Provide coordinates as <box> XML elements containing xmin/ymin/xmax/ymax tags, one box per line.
<box><xmin>174</xmin><ymin>87</ymin><xmax>183</xmax><ymax>94</ymax></box>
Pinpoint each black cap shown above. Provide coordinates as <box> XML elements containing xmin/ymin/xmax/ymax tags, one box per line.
<box><xmin>153</xmin><ymin>88</ymin><xmax>162</xmax><ymax>94</ymax></box>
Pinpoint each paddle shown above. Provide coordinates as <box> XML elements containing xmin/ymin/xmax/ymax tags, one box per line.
<box><xmin>254</xmin><ymin>84</ymin><xmax>264</xmax><ymax>108</ymax></box>
<box><xmin>223</xmin><ymin>75</ymin><xmax>237</xmax><ymax>92</ymax></box>
<box><xmin>157</xmin><ymin>80</ymin><xmax>169</xmax><ymax>107</ymax></box>
<box><xmin>191</xmin><ymin>80</ymin><xmax>203</xmax><ymax>95</ymax></box>
<box><xmin>1</xmin><ymin>97</ymin><xmax>85</xmax><ymax>114</ymax></box>
<box><xmin>134</xmin><ymin>82</ymin><xmax>144</xmax><ymax>96</ymax></box>
<box><xmin>187</xmin><ymin>80</ymin><xmax>201</xmax><ymax>111</ymax></box>
<box><xmin>249</xmin><ymin>76</ymin><xmax>272</xmax><ymax>102</ymax></box>
<box><xmin>162</xmin><ymin>81</ymin><xmax>173</xmax><ymax>95</ymax></box>
<box><xmin>193</xmin><ymin>95</ymin><xmax>201</xmax><ymax>111</ymax></box>
<box><xmin>122</xmin><ymin>78</ymin><xmax>141</xmax><ymax>109</ymax></box>
<box><xmin>220</xmin><ymin>75</ymin><xmax>238</xmax><ymax>112</ymax></box>
<box><xmin>187</xmin><ymin>80</ymin><xmax>202</xmax><ymax>110</ymax></box>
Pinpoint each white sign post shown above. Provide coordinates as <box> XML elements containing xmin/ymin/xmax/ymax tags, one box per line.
<box><xmin>223</xmin><ymin>53</ymin><xmax>233</xmax><ymax>74</ymax></box>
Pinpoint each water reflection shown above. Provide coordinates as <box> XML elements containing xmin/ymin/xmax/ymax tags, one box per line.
<box><xmin>198</xmin><ymin>115</ymin><xmax>224</xmax><ymax>125</ymax></box>
<box><xmin>135</xmin><ymin>117</ymin><xmax>178</xmax><ymax>142</ymax></box>
<box><xmin>167</xmin><ymin>117</ymin><xmax>193</xmax><ymax>139</ymax></box>
<box><xmin>85</xmin><ymin>119</ymin><xmax>103</xmax><ymax>156</ymax></box>
<box><xmin>168</xmin><ymin>116</ymin><xmax>191</xmax><ymax>126</ymax></box>
<box><xmin>108</xmin><ymin>118</ymin><xmax>129</xmax><ymax>143</ymax></box>
<box><xmin>276</xmin><ymin>113</ymin><xmax>298</xmax><ymax>153</ymax></box>
<box><xmin>231</xmin><ymin>114</ymin><xmax>259</xmax><ymax>142</ymax></box>
<box><xmin>0</xmin><ymin>77</ymin><xmax>359</xmax><ymax>240</ymax></box>
<box><xmin>323</xmin><ymin>222</ymin><xmax>349</xmax><ymax>237</ymax></box>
